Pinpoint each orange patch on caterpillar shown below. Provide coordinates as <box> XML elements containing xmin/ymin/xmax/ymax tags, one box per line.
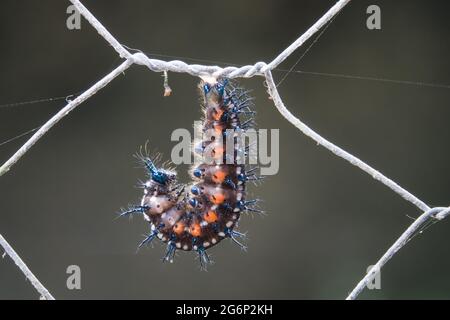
<box><xmin>212</xmin><ymin>145</ymin><xmax>224</xmax><ymax>159</ymax></box>
<box><xmin>210</xmin><ymin>191</ymin><xmax>225</xmax><ymax>205</ymax></box>
<box><xmin>212</xmin><ymin>108</ymin><xmax>224</xmax><ymax>121</ymax></box>
<box><xmin>211</xmin><ymin>168</ymin><xmax>227</xmax><ymax>183</ymax></box>
<box><xmin>173</xmin><ymin>222</ymin><xmax>185</xmax><ymax>235</ymax></box>
<box><xmin>203</xmin><ymin>142</ymin><xmax>224</xmax><ymax>162</ymax></box>
<box><xmin>189</xmin><ymin>222</ymin><xmax>202</xmax><ymax>237</ymax></box>
<box><xmin>204</xmin><ymin>210</ymin><xmax>218</xmax><ymax>223</ymax></box>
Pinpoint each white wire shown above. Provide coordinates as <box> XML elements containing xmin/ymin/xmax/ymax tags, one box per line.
<box><xmin>0</xmin><ymin>234</ymin><xmax>55</xmax><ymax>300</ymax></box>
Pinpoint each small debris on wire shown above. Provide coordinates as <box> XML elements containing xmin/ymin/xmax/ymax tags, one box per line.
<box><xmin>163</xmin><ymin>71</ymin><xmax>172</xmax><ymax>97</ymax></box>
<box><xmin>65</xmin><ymin>94</ymin><xmax>74</xmax><ymax>103</ymax></box>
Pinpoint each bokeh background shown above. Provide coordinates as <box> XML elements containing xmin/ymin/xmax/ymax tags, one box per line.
<box><xmin>0</xmin><ymin>0</ymin><xmax>449</xmax><ymax>299</ymax></box>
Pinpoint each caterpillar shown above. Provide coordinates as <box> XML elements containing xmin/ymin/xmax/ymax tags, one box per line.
<box><xmin>120</xmin><ymin>78</ymin><xmax>262</xmax><ymax>269</ymax></box>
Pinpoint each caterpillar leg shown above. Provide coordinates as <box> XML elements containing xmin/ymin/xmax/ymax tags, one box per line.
<box><xmin>236</xmin><ymin>199</ymin><xmax>264</xmax><ymax>215</ymax></box>
<box><xmin>226</xmin><ymin>229</ymin><xmax>247</xmax><ymax>251</ymax></box>
<box><xmin>138</xmin><ymin>229</ymin><xmax>159</xmax><ymax>249</ymax></box>
<box><xmin>224</xmin><ymin>177</ymin><xmax>236</xmax><ymax>189</ymax></box>
<box><xmin>162</xmin><ymin>242</ymin><xmax>177</xmax><ymax>263</ymax></box>
<box><xmin>240</xmin><ymin>118</ymin><xmax>254</xmax><ymax>130</ymax></box>
<box><xmin>238</xmin><ymin>173</ymin><xmax>264</xmax><ymax>183</ymax></box>
<box><xmin>118</xmin><ymin>205</ymin><xmax>149</xmax><ymax>218</ymax></box>
<box><xmin>197</xmin><ymin>247</ymin><xmax>212</xmax><ymax>271</ymax></box>
<box><xmin>244</xmin><ymin>167</ymin><xmax>264</xmax><ymax>179</ymax></box>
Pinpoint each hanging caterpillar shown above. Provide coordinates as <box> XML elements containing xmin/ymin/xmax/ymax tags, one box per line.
<box><xmin>120</xmin><ymin>78</ymin><xmax>262</xmax><ymax>269</ymax></box>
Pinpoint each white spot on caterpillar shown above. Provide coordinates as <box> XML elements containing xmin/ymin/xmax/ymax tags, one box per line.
<box><xmin>218</xmin><ymin>232</ymin><xmax>225</xmax><ymax>237</ymax></box>
<box><xmin>203</xmin><ymin>242</ymin><xmax>210</xmax><ymax>247</ymax></box>
<box><xmin>183</xmin><ymin>244</ymin><xmax>189</xmax><ymax>250</ymax></box>
<box><xmin>176</xmin><ymin>242</ymin><xmax>181</xmax><ymax>249</ymax></box>
<box><xmin>226</xmin><ymin>221</ymin><xmax>234</xmax><ymax>227</ymax></box>
<box><xmin>211</xmin><ymin>238</ymin><xmax>217</xmax><ymax>244</ymax></box>
<box><xmin>193</xmin><ymin>245</ymin><xmax>198</xmax><ymax>250</ymax></box>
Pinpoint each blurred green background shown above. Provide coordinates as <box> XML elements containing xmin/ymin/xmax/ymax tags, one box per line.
<box><xmin>0</xmin><ymin>0</ymin><xmax>449</xmax><ymax>299</ymax></box>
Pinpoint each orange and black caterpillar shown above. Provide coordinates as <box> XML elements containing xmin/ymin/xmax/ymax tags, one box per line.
<box><xmin>120</xmin><ymin>79</ymin><xmax>262</xmax><ymax>269</ymax></box>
